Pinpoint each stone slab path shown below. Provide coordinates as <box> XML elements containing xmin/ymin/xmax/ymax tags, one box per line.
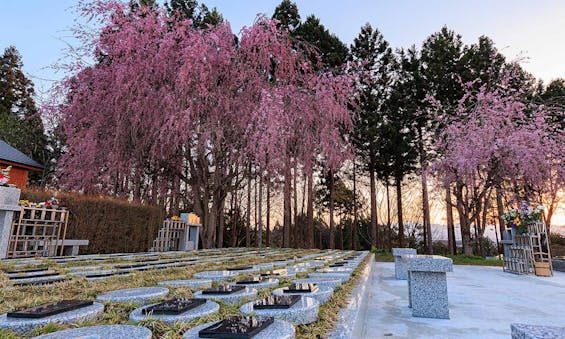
<box><xmin>331</xmin><ymin>260</ymin><xmax>565</xmax><ymax>338</ymax></box>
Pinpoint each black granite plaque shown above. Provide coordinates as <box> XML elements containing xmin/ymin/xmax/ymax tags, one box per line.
<box><xmin>329</xmin><ymin>263</ymin><xmax>345</xmax><ymax>268</ymax></box>
<box><xmin>115</xmin><ymin>263</ymin><xmax>149</xmax><ymax>269</ymax></box>
<box><xmin>236</xmin><ymin>276</ymin><xmax>264</xmax><ymax>284</ymax></box>
<box><xmin>226</xmin><ymin>266</ymin><xmax>253</xmax><ymax>271</ymax></box>
<box><xmin>84</xmin><ymin>271</ymin><xmax>129</xmax><ymax>278</ymax></box>
<box><xmin>199</xmin><ymin>316</ymin><xmax>274</xmax><ymax>339</ymax></box>
<box><xmin>9</xmin><ymin>272</ymin><xmax>60</xmax><ymax>280</ymax></box>
<box><xmin>142</xmin><ymin>298</ymin><xmax>206</xmax><ymax>315</ymax></box>
<box><xmin>253</xmin><ymin>295</ymin><xmax>301</xmax><ymax>309</ymax></box>
<box><xmin>283</xmin><ymin>283</ymin><xmax>319</xmax><ymax>293</ymax></box>
<box><xmin>12</xmin><ymin>277</ymin><xmax>67</xmax><ymax>287</ymax></box>
<box><xmin>260</xmin><ymin>269</ymin><xmax>287</xmax><ymax>277</ymax></box>
<box><xmin>7</xmin><ymin>300</ymin><xmax>93</xmax><ymax>318</ymax></box>
<box><xmin>4</xmin><ymin>267</ymin><xmax>48</xmax><ymax>274</ymax></box>
<box><xmin>202</xmin><ymin>285</ymin><xmax>245</xmax><ymax>295</ymax></box>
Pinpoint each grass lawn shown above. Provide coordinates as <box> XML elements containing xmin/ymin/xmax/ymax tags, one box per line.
<box><xmin>0</xmin><ymin>248</ymin><xmax>369</xmax><ymax>339</ymax></box>
<box><xmin>374</xmin><ymin>250</ymin><xmax>503</xmax><ymax>267</ymax></box>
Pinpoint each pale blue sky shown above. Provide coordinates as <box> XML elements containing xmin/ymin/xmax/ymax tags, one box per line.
<box><xmin>2</xmin><ymin>0</ymin><xmax>565</xmax><ymax>95</ymax></box>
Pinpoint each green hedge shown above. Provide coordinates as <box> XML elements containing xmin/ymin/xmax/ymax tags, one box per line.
<box><xmin>21</xmin><ymin>189</ymin><xmax>165</xmax><ymax>254</ymax></box>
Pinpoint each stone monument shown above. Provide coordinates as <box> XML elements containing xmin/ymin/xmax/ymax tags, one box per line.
<box><xmin>0</xmin><ymin>186</ymin><xmax>21</xmax><ymax>259</ymax></box>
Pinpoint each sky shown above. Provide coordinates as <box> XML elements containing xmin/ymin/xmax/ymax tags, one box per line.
<box><xmin>1</xmin><ymin>0</ymin><xmax>565</xmax><ymax>94</ymax></box>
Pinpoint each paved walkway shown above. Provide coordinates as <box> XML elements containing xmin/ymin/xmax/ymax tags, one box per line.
<box><xmin>331</xmin><ymin>260</ymin><xmax>565</xmax><ymax>338</ymax></box>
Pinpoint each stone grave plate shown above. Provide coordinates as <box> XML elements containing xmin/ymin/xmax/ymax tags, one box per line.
<box><xmin>236</xmin><ymin>276</ymin><xmax>263</xmax><ymax>285</ymax></box>
<box><xmin>199</xmin><ymin>316</ymin><xmax>274</xmax><ymax>339</ymax></box>
<box><xmin>85</xmin><ymin>271</ymin><xmax>129</xmax><ymax>279</ymax></box>
<box><xmin>142</xmin><ymin>298</ymin><xmax>206</xmax><ymax>315</ymax></box>
<box><xmin>7</xmin><ymin>300</ymin><xmax>93</xmax><ymax>319</ymax></box>
<box><xmin>260</xmin><ymin>269</ymin><xmax>287</xmax><ymax>277</ymax></box>
<box><xmin>329</xmin><ymin>263</ymin><xmax>345</xmax><ymax>268</ymax></box>
<box><xmin>226</xmin><ymin>266</ymin><xmax>253</xmax><ymax>271</ymax></box>
<box><xmin>4</xmin><ymin>267</ymin><xmax>48</xmax><ymax>274</ymax></box>
<box><xmin>115</xmin><ymin>263</ymin><xmax>148</xmax><ymax>269</ymax></box>
<box><xmin>253</xmin><ymin>295</ymin><xmax>300</xmax><ymax>310</ymax></box>
<box><xmin>9</xmin><ymin>272</ymin><xmax>60</xmax><ymax>280</ymax></box>
<box><xmin>284</xmin><ymin>283</ymin><xmax>319</xmax><ymax>293</ymax></box>
<box><xmin>202</xmin><ymin>285</ymin><xmax>245</xmax><ymax>295</ymax></box>
<box><xmin>12</xmin><ymin>276</ymin><xmax>67</xmax><ymax>287</ymax></box>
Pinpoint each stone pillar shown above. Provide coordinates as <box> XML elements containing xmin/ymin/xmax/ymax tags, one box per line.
<box><xmin>392</xmin><ymin>248</ymin><xmax>417</xmax><ymax>279</ymax></box>
<box><xmin>0</xmin><ymin>186</ymin><xmax>21</xmax><ymax>259</ymax></box>
<box><xmin>405</xmin><ymin>254</ymin><xmax>453</xmax><ymax>319</ymax></box>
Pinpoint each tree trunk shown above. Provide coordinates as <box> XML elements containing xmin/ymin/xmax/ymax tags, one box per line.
<box><xmin>231</xmin><ymin>191</ymin><xmax>237</xmax><ymax>247</ymax></box>
<box><xmin>456</xmin><ymin>183</ymin><xmax>473</xmax><ymax>256</ymax></box>
<box><xmin>446</xmin><ymin>186</ymin><xmax>456</xmax><ymax>254</ymax></box>
<box><xmin>257</xmin><ymin>174</ymin><xmax>263</xmax><ymax>248</ymax></box>
<box><xmin>254</xmin><ymin>174</ymin><xmax>258</xmax><ymax>246</ymax></box>
<box><xmin>307</xmin><ymin>170</ymin><xmax>314</xmax><ymax>248</ymax></box>
<box><xmin>329</xmin><ymin>170</ymin><xmax>335</xmax><ymax>249</ymax></box>
<box><xmin>352</xmin><ymin>162</ymin><xmax>358</xmax><ymax>251</ymax></box>
<box><xmin>386</xmin><ymin>182</ymin><xmax>392</xmax><ymax>250</ymax></box>
<box><xmin>246</xmin><ymin>166</ymin><xmax>251</xmax><ymax>247</ymax></box>
<box><xmin>216</xmin><ymin>199</ymin><xmax>225</xmax><ymax>248</ymax></box>
<box><xmin>419</xmin><ymin>130</ymin><xmax>433</xmax><ymax>254</ymax></box>
<box><xmin>293</xmin><ymin>160</ymin><xmax>299</xmax><ymax>248</ymax></box>
<box><xmin>266</xmin><ymin>178</ymin><xmax>271</xmax><ymax>247</ymax></box>
<box><xmin>283</xmin><ymin>156</ymin><xmax>292</xmax><ymax>247</ymax></box>
<box><xmin>369</xmin><ymin>169</ymin><xmax>378</xmax><ymax>249</ymax></box>
<box><xmin>396</xmin><ymin>176</ymin><xmax>404</xmax><ymax>247</ymax></box>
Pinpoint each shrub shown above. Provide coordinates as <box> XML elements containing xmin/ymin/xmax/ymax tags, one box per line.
<box><xmin>21</xmin><ymin>189</ymin><xmax>165</xmax><ymax>253</ymax></box>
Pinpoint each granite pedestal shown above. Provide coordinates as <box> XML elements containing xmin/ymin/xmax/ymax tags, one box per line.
<box><xmin>129</xmin><ymin>300</ymin><xmax>219</xmax><ymax>324</ymax></box>
<box><xmin>232</xmin><ymin>278</ymin><xmax>279</xmax><ymax>290</ymax></box>
<box><xmin>33</xmin><ymin>324</ymin><xmax>152</xmax><ymax>339</ymax></box>
<box><xmin>392</xmin><ymin>248</ymin><xmax>417</xmax><ymax>280</ymax></box>
<box><xmin>405</xmin><ymin>254</ymin><xmax>453</xmax><ymax>319</ymax></box>
<box><xmin>240</xmin><ymin>296</ymin><xmax>319</xmax><ymax>325</ymax></box>
<box><xmin>183</xmin><ymin>319</ymin><xmax>295</xmax><ymax>339</ymax></box>
<box><xmin>158</xmin><ymin>279</ymin><xmax>212</xmax><ymax>289</ymax></box>
<box><xmin>292</xmin><ymin>278</ymin><xmax>342</xmax><ymax>289</ymax></box>
<box><xmin>272</xmin><ymin>285</ymin><xmax>334</xmax><ymax>304</ymax></box>
<box><xmin>193</xmin><ymin>287</ymin><xmax>257</xmax><ymax>304</ymax></box>
<box><xmin>193</xmin><ymin>270</ymin><xmax>238</xmax><ymax>281</ymax></box>
<box><xmin>96</xmin><ymin>287</ymin><xmax>169</xmax><ymax>305</ymax></box>
<box><xmin>0</xmin><ymin>302</ymin><xmax>104</xmax><ymax>333</ymax></box>
<box><xmin>511</xmin><ymin>323</ymin><xmax>565</xmax><ymax>339</ymax></box>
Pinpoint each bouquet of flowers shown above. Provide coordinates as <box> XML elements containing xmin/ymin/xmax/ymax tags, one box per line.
<box><xmin>502</xmin><ymin>202</ymin><xmax>544</xmax><ymax>235</ymax></box>
<box><xmin>0</xmin><ymin>166</ymin><xmax>13</xmax><ymax>187</ymax></box>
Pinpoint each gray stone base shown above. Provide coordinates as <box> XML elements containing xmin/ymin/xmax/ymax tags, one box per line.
<box><xmin>96</xmin><ymin>287</ymin><xmax>169</xmax><ymax>305</ymax></box>
<box><xmin>193</xmin><ymin>270</ymin><xmax>238</xmax><ymax>281</ymax></box>
<box><xmin>231</xmin><ymin>278</ymin><xmax>279</xmax><ymax>290</ymax></box>
<box><xmin>33</xmin><ymin>324</ymin><xmax>152</xmax><ymax>339</ymax></box>
<box><xmin>511</xmin><ymin>323</ymin><xmax>565</xmax><ymax>339</ymax></box>
<box><xmin>240</xmin><ymin>296</ymin><xmax>319</xmax><ymax>325</ymax></box>
<box><xmin>158</xmin><ymin>279</ymin><xmax>212</xmax><ymax>289</ymax></box>
<box><xmin>183</xmin><ymin>319</ymin><xmax>295</xmax><ymax>339</ymax></box>
<box><xmin>0</xmin><ymin>302</ymin><xmax>104</xmax><ymax>333</ymax></box>
<box><xmin>409</xmin><ymin>271</ymin><xmax>449</xmax><ymax>319</ymax></box>
<box><xmin>193</xmin><ymin>287</ymin><xmax>257</xmax><ymax>304</ymax></box>
<box><xmin>130</xmin><ymin>300</ymin><xmax>219</xmax><ymax>324</ymax></box>
<box><xmin>308</xmin><ymin>272</ymin><xmax>350</xmax><ymax>283</ymax></box>
<box><xmin>292</xmin><ymin>278</ymin><xmax>342</xmax><ymax>289</ymax></box>
<box><xmin>272</xmin><ymin>285</ymin><xmax>334</xmax><ymax>304</ymax></box>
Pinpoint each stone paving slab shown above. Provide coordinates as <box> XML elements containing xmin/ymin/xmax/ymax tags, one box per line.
<box><xmin>333</xmin><ymin>261</ymin><xmax>565</xmax><ymax>339</ymax></box>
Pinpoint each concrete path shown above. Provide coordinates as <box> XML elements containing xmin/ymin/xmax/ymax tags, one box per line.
<box><xmin>331</xmin><ymin>260</ymin><xmax>565</xmax><ymax>338</ymax></box>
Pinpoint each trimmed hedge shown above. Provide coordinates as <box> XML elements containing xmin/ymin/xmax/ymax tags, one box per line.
<box><xmin>21</xmin><ymin>189</ymin><xmax>165</xmax><ymax>254</ymax></box>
